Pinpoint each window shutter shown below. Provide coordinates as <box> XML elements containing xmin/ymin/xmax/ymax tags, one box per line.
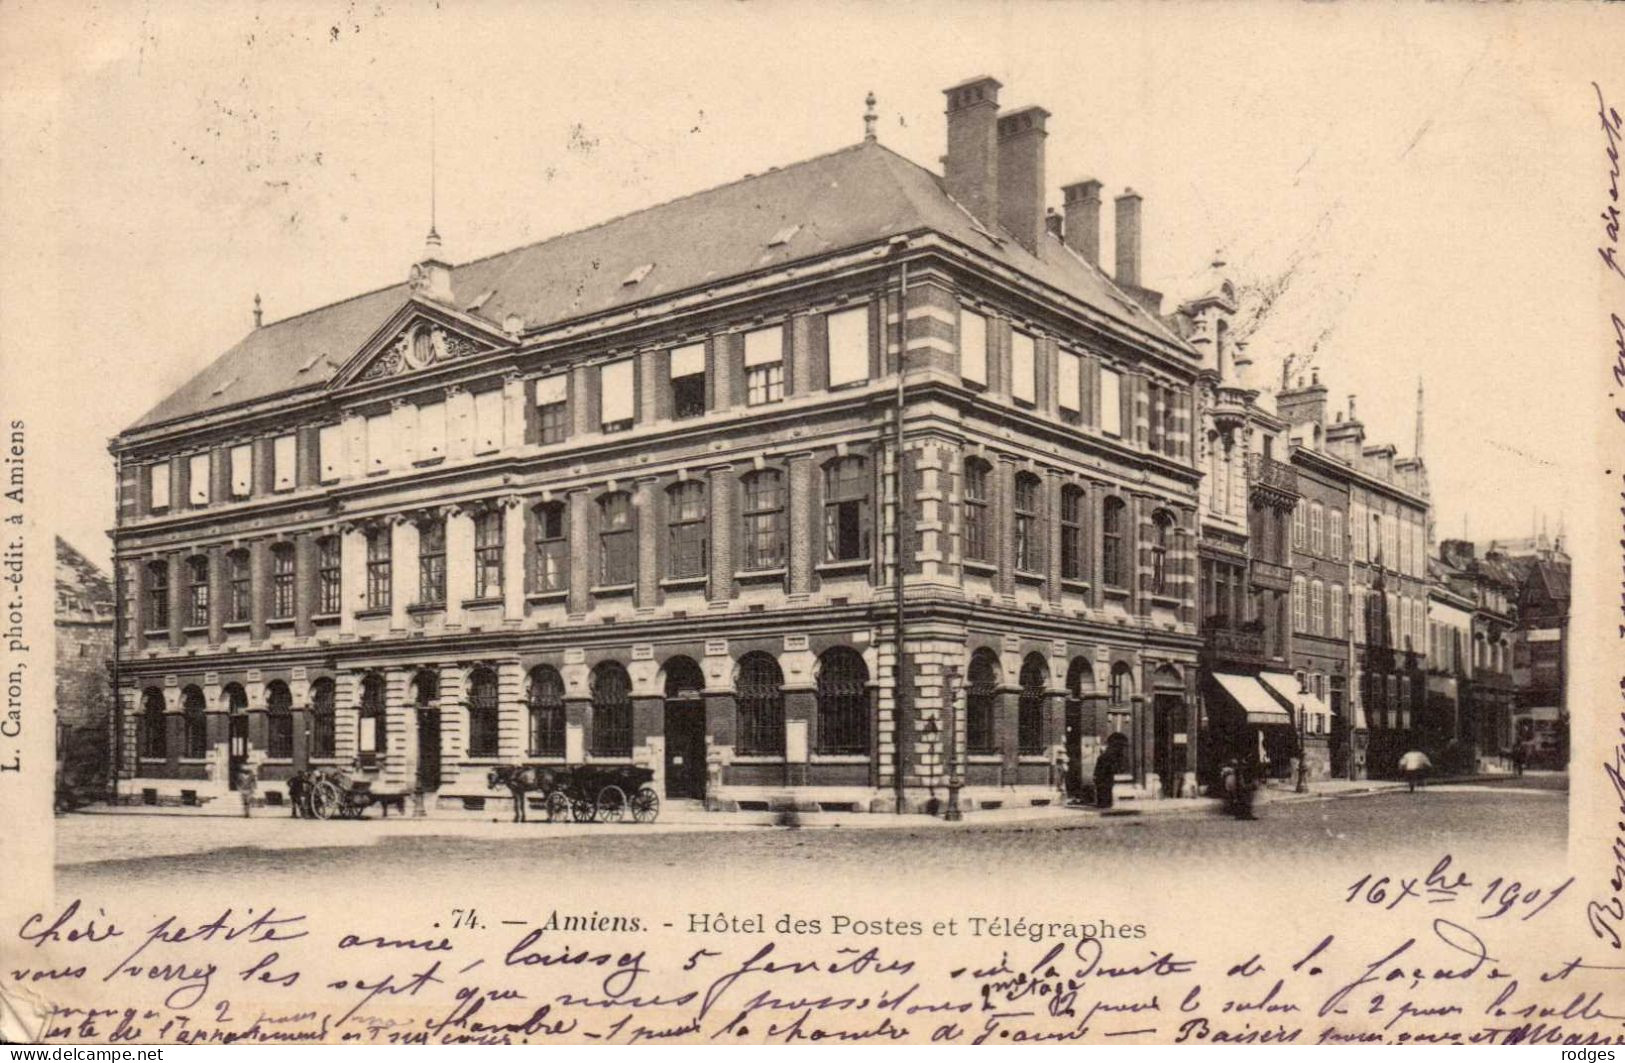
<box><xmin>229</xmin><ymin>444</ymin><xmax>253</xmax><ymax>496</ymax></box>
<box><xmin>272</xmin><ymin>434</ymin><xmax>297</xmax><ymax>491</ymax></box>
<box><xmin>826</xmin><ymin>307</ymin><xmax>869</xmax><ymax>387</ymax></box>
<box><xmin>599</xmin><ymin>360</ymin><xmax>635</xmax><ymax>426</ymax></box>
<box><xmin>1099</xmin><ymin>368</ymin><xmax>1122</xmax><ymax>436</ymax></box>
<box><xmin>1010</xmin><ymin>331</ymin><xmax>1036</xmax><ymax>404</ymax></box>
<box><xmin>473</xmin><ymin>389</ymin><xmax>504</xmax><ymax>453</ymax></box>
<box><xmin>318</xmin><ymin>424</ymin><xmax>344</xmax><ymax>482</ymax></box>
<box><xmin>418</xmin><ymin>401</ymin><xmax>446</xmax><ymax>460</ymax></box>
<box><xmin>1057</xmin><ymin>350</ymin><xmax>1081</xmax><ymax>413</ymax></box>
<box><xmin>959</xmin><ymin>310</ymin><xmax>988</xmax><ymax>385</ymax></box>
<box><xmin>188</xmin><ymin>454</ymin><xmax>211</xmax><ymax>505</ymax></box>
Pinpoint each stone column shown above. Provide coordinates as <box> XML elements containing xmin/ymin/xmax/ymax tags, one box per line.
<box><xmin>247</xmin><ymin>542</ymin><xmax>268</xmax><ymax>643</ymax></box>
<box><xmin>1045</xmin><ymin>468</ymin><xmax>1063</xmax><ymax>604</ymax></box>
<box><xmin>339</xmin><ymin>524</ymin><xmax>365</xmax><ymax>637</ymax></box>
<box><xmin>995</xmin><ymin>458</ymin><xmax>1016</xmax><ymax>599</ymax></box>
<box><xmin>207</xmin><ymin>545</ymin><xmax>227</xmax><ymax>646</ymax></box>
<box><xmin>390</xmin><ymin>516</ymin><xmax>418</xmax><ymax>631</ymax></box>
<box><xmin>503</xmin><ymin>372</ymin><xmax>527</xmax><ymax>451</ymax></box>
<box><xmin>333</xmin><ymin>671</ymin><xmax>359</xmax><ymax>763</ymax></box>
<box><xmin>635</xmin><ymin>478</ymin><xmax>660</xmax><ymax>610</ymax></box>
<box><xmin>638</xmin><ymin>350</ymin><xmax>662</xmax><ymax>424</ymax></box>
<box><xmin>384</xmin><ymin>669</ymin><xmax>411</xmax><ymax>790</ymax></box>
<box><xmin>438</xmin><ymin>665</ymin><xmax>466</xmax><ymax>789</ymax></box>
<box><xmin>787</xmin><ymin>454</ymin><xmax>813</xmax><ymax>598</ymax></box>
<box><xmin>498</xmin><ymin>658</ymin><xmax>525</xmax><ymax>761</ymax></box>
<box><xmin>502</xmin><ymin>496</ymin><xmax>525</xmax><ymax>622</ymax></box>
<box><xmin>707</xmin><ymin>465</ymin><xmax>734</xmax><ymax>605</ymax></box>
<box><xmin>568</xmin><ymin>491</ymin><xmax>592</xmax><ymax>616</ymax></box>
<box><xmin>293</xmin><ymin>532</ymin><xmax>317</xmax><ymax>638</ymax></box>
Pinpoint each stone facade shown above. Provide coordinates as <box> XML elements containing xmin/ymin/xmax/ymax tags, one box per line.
<box><xmin>55</xmin><ymin>538</ymin><xmax>115</xmax><ymax>802</ymax></box>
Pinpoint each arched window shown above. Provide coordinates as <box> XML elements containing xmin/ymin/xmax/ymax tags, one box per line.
<box><xmin>590</xmin><ymin>662</ymin><xmax>632</xmax><ymax>757</ymax></box>
<box><xmin>412</xmin><ymin>670</ymin><xmax>439</xmax><ymax>708</ymax></box>
<box><xmin>1014</xmin><ymin>473</ymin><xmax>1043</xmax><ymax>573</ymax></box>
<box><xmin>1066</xmin><ymin>657</ymin><xmax>1095</xmax><ymax>699</ymax></box>
<box><xmin>310</xmin><ymin>678</ymin><xmax>336</xmax><ymax>758</ymax></box>
<box><xmin>963</xmin><ymin>459</ymin><xmax>991</xmax><ymax>564</ymax></box>
<box><xmin>1150</xmin><ymin>511</ymin><xmax>1174</xmax><ymax>595</ymax></box>
<box><xmin>140</xmin><ymin>687</ymin><xmax>167</xmax><ymax>758</ymax></box>
<box><xmin>467</xmin><ymin>668</ymin><xmax>499</xmax><ymax>757</ymax></box>
<box><xmin>529</xmin><ymin>503</ymin><xmax>567</xmax><ymax>593</ymax></box>
<box><xmin>667</xmin><ymin>481</ymin><xmax>708</xmax><ymax>579</ymax></box>
<box><xmin>359</xmin><ymin>674</ymin><xmax>386</xmax><ymax>759</ymax></box>
<box><xmin>270</xmin><ymin>543</ymin><xmax>296</xmax><ymax>619</ymax></box>
<box><xmin>187</xmin><ymin>556</ymin><xmax>209</xmax><ymax>627</ymax></box>
<box><xmin>966</xmin><ymin>649</ymin><xmax>1000</xmax><ymax>754</ymax></box>
<box><xmin>527</xmin><ymin>666</ymin><xmax>565</xmax><ymax>757</ymax></box>
<box><xmin>664</xmin><ymin>656</ymin><xmax>705</xmax><ymax>700</ymax></box>
<box><xmin>1102</xmin><ymin>497</ymin><xmax>1127</xmax><ymax>588</ymax></box>
<box><xmin>823</xmin><ymin>457</ymin><xmax>871</xmax><ymax>563</ymax></box>
<box><xmin>598</xmin><ymin>493</ymin><xmax>636</xmax><ymax>586</ymax></box>
<box><xmin>740</xmin><ymin>470</ymin><xmax>785</xmax><ymax>570</ymax></box>
<box><xmin>1017</xmin><ymin>653</ymin><xmax>1049</xmax><ymax>755</ymax></box>
<box><xmin>816</xmin><ymin>648</ymin><xmax>869</xmax><ymax>755</ymax></box>
<box><xmin>266</xmin><ymin>680</ymin><xmax>293</xmax><ymax>759</ymax></box>
<box><xmin>182</xmin><ymin>685</ymin><xmax>208</xmax><ymax>758</ymax></box>
<box><xmin>1109</xmin><ymin>661</ymin><xmax>1133</xmax><ymax>705</ymax></box>
<box><xmin>1060</xmin><ymin>485</ymin><xmax>1086</xmax><ymax>580</ymax></box>
<box><xmin>146</xmin><ymin>560</ymin><xmax>169</xmax><ymax>630</ymax></box>
<box><xmin>736</xmin><ymin>653</ymin><xmax>786</xmax><ymax>756</ymax></box>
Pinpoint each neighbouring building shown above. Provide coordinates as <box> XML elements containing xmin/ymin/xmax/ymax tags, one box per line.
<box><xmin>1435</xmin><ymin>539</ymin><xmax>1518</xmax><ymax>770</ymax></box>
<box><xmin>1490</xmin><ymin>534</ymin><xmax>1569</xmax><ymax>768</ymax></box>
<box><xmin>108</xmin><ymin>77</ymin><xmax>1208</xmax><ymax>815</ymax></box>
<box><xmin>1425</xmin><ymin>562</ymin><xmax>1475</xmax><ymax>769</ymax></box>
<box><xmin>56</xmin><ymin>537</ymin><xmax>115</xmax><ymax>802</ymax></box>
<box><xmin>1276</xmin><ymin>380</ymin><xmax>1431</xmax><ymax>780</ymax></box>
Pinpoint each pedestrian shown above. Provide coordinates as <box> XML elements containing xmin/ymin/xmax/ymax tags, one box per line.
<box><xmin>237</xmin><ymin>764</ymin><xmax>257</xmax><ymax>818</ymax></box>
<box><xmin>1511</xmin><ymin>742</ymin><xmax>1526</xmax><ymax>778</ymax></box>
<box><xmin>288</xmin><ymin>770</ymin><xmax>307</xmax><ymax>819</ymax></box>
<box><xmin>1093</xmin><ymin>733</ymin><xmax>1127</xmax><ymax>810</ymax></box>
<box><xmin>1220</xmin><ymin>756</ymin><xmax>1256</xmax><ymax>820</ymax></box>
<box><xmin>1398</xmin><ymin>749</ymin><xmax>1431</xmax><ymax>793</ymax></box>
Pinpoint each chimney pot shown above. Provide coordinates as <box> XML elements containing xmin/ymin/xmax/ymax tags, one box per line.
<box><xmin>1044</xmin><ymin>208</ymin><xmax>1063</xmax><ymax>238</ymax></box>
<box><xmin>1061</xmin><ymin>178</ymin><xmax>1103</xmax><ymax>265</ymax></box>
<box><xmin>996</xmin><ymin>104</ymin><xmax>1051</xmax><ymax>254</ymax></box>
<box><xmin>942</xmin><ymin>76</ymin><xmax>1003</xmax><ymax>231</ymax></box>
<box><xmin>1114</xmin><ymin>189</ymin><xmax>1144</xmax><ymax>289</ymax></box>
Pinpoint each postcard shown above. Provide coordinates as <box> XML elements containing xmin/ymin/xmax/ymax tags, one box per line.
<box><xmin>1</xmin><ymin>0</ymin><xmax>1622</xmax><ymax>1046</ymax></box>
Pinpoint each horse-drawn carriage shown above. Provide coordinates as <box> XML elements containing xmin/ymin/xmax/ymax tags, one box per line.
<box><xmin>489</xmin><ymin>764</ymin><xmax>661</xmax><ymax>824</ymax></box>
<box><xmin>296</xmin><ymin>767</ymin><xmax>408</xmax><ymax>820</ymax></box>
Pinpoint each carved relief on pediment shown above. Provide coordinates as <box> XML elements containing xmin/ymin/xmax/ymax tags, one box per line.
<box><xmin>359</xmin><ymin>320</ymin><xmax>494</xmax><ymax>381</ymax></box>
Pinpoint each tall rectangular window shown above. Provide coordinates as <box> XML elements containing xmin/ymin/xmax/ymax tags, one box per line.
<box><xmin>473</xmin><ymin>510</ymin><xmax>504</xmax><ymax>599</ymax></box>
<box><xmin>826</xmin><ymin>306</ymin><xmax>870</xmax><ymax>388</ymax></box>
<box><xmin>1330</xmin><ymin>583</ymin><xmax>1346</xmax><ymax>638</ymax></box>
<box><xmin>1102</xmin><ymin>497</ymin><xmax>1127</xmax><ymax>587</ymax></box>
<box><xmin>229</xmin><ymin>444</ymin><xmax>252</xmax><ymax>497</ymax></box>
<box><xmin>599</xmin><ymin>494</ymin><xmax>636</xmax><ymax>585</ymax></box>
<box><xmin>531</xmin><ymin>503</ymin><xmax>567</xmax><ymax>592</ymax></box>
<box><xmin>473</xmin><ymin>388</ymin><xmax>504</xmax><ymax>453</ymax></box>
<box><xmin>742</xmin><ymin>471</ymin><xmax>785</xmax><ymax>570</ymax></box>
<box><xmin>149</xmin><ymin>463</ymin><xmax>171</xmax><ymax>509</ymax></box>
<box><xmin>146</xmin><ymin>561</ymin><xmax>169</xmax><ymax>630</ymax></box>
<box><xmin>272</xmin><ymin>434</ymin><xmax>297</xmax><ymax>491</ymax></box>
<box><xmin>1293</xmin><ymin>577</ymin><xmax>1307</xmax><ymax>632</ymax></box>
<box><xmin>417</xmin><ymin>519</ymin><xmax>446</xmax><ymax>605</ymax></box>
<box><xmin>1310</xmin><ymin>580</ymin><xmax>1325</xmax><ymax>636</ymax></box>
<box><xmin>1010</xmin><ymin>330</ymin><xmax>1036</xmax><ymax>404</ymax></box>
<box><xmin>317</xmin><ymin>537</ymin><xmax>341</xmax><ymax>615</ymax></box>
<box><xmin>666</xmin><ymin>481</ymin><xmax>708</xmax><ymax>578</ymax></box>
<box><xmin>366</xmin><ymin>530</ymin><xmax>391</xmax><ymax>611</ymax></box>
<box><xmin>1309</xmin><ymin>504</ymin><xmax>1325</xmax><ymax>555</ymax></box>
<box><xmin>1328</xmin><ymin>509</ymin><xmax>1344</xmax><ymax>561</ymax></box>
<box><xmin>963</xmin><ymin>461</ymin><xmax>990</xmax><ymax>564</ymax></box>
<box><xmin>1351</xmin><ymin>502</ymin><xmax>1368</xmax><ymax>561</ymax></box>
<box><xmin>187</xmin><ymin>557</ymin><xmax>209</xmax><ymax>627</ymax></box>
<box><xmin>412</xmin><ymin>401</ymin><xmax>445</xmax><ymax>461</ymax></box>
<box><xmin>365</xmin><ymin>413</ymin><xmax>393</xmax><ymax>474</ymax></box>
<box><xmin>959</xmin><ymin>309</ymin><xmax>988</xmax><ymax>386</ymax></box>
<box><xmin>188</xmin><ymin>453</ymin><xmax>211</xmax><ymax>506</ymax></box>
<box><xmin>1100</xmin><ymin>367</ymin><xmax>1123</xmax><ymax>436</ymax></box>
<box><xmin>270</xmin><ymin>544</ymin><xmax>295</xmax><ymax>619</ymax></box>
<box><xmin>227</xmin><ymin>550</ymin><xmax>251</xmax><ymax>623</ymax></box>
<box><xmin>744</xmin><ymin>326</ymin><xmax>785</xmax><ymax>406</ymax></box>
<box><xmin>669</xmin><ymin>344</ymin><xmax>706</xmax><ymax>419</ymax></box>
<box><xmin>1060</xmin><ymin>486</ymin><xmax>1085</xmax><ymax>580</ymax></box>
<box><xmin>318</xmin><ymin>424</ymin><xmax>344</xmax><ymax>483</ymax></box>
<box><xmin>1293</xmin><ymin>504</ymin><xmax>1307</xmax><ymax>548</ymax></box>
<box><xmin>600</xmin><ymin>359</ymin><xmax>635</xmax><ymax>430</ymax></box>
<box><xmin>1014</xmin><ymin>473</ymin><xmax>1043</xmax><ymax>572</ymax></box>
<box><xmin>823</xmin><ymin>457</ymin><xmax>871</xmax><ymax>563</ymax></box>
<box><xmin>535</xmin><ymin>375</ymin><xmax>568</xmax><ymax>443</ymax></box>
<box><xmin>1057</xmin><ymin>350</ymin><xmax>1082</xmax><ymax>423</ymax></box>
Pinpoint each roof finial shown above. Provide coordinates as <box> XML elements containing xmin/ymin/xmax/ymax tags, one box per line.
<box><xmin>425</xmin><ymin>94</ymin><xmax>441</xmax><ymax>254</ymax></box>
<box><xmin>1414</xmin><ymin>375</ymin><xmax>1424</xmax><ymax>460</ymax></box>
<box><xmin>863</xmin><ymin>91</ymin><xmax>878</xmax><ymax>142</ymax></box>
<box><xmin>253</xmin><ymin>292</ymin><xmax>263</xmax><ymax>329</ymax></box>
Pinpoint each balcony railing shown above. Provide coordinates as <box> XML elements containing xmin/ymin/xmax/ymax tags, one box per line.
<box><xmin>1247</xmin><ymin>452</ymin><xmax>1298</xmax><ymax>496</ymax></box>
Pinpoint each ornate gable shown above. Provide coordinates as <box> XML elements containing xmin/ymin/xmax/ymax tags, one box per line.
<box><xmin>333</xmin><ymin>300</ymin><xmax>513</xmax><ymax>390</ymax></box>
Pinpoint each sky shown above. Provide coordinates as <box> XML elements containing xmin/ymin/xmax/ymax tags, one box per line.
<box><xmin>1</xmin><ymin>0</ymin><xmax>1614</xmax><ymax>571</ymax></box>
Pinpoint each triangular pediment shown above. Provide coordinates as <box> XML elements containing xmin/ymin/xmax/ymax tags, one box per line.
<box><xmin>332</xmin><ymin>298</ymin><xmax>513</xmax><ymax>390</ymax></box>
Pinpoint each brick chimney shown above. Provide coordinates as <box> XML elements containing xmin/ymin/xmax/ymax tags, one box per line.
<box><xmin>942</xmin><ymin>76</ymin><xmax>1002</xmax><ymax>231</ymax></box>
<box><xmin>996</xmin><ymin>105</ymin><xmax>1050</xmax><ymax>254</ymax></box>
<box><xmin>1114</xmin><ymin>188</ymin><xmax>1143</xmax><ymax>288</ymax></box>
<box><xmin>1061</xmin><ymin>179</ymin><xmax>1102</xmax><ymax>265</ymax></box>
<box><xmin>1045</xmin><ymin>209</ymin><xmax>1063</xmax><ymax>239</ymax></box>
<box><xmin>1276</xmin><ymin>367</ymin><xmax>1328</xmax><ymax>445</ymax></box>
<box><xmin>1325</xmin><ymin>393</ymin><xmax>1364</xmax><ymax>462</ymax></box>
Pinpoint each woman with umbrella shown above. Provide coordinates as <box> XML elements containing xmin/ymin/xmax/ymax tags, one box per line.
<box><xmin>1399</xmin><ymin>749</ymin><xmax>1432</xmax><ymax>793</ymax></box>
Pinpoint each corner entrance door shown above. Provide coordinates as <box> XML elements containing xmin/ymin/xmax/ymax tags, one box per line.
<box><xmin>227</xmin><ymin>714</ymin><xmax>248</xmax><ymax>790</ymax></box>
<box><xmin>1152</xmin><ymin>694</ymin><xmax>1181</xmax><ymax>797</ymax></box>
<box><xmin>417</xmin><ymin>711</ymin><xmax>441</xmax><ymax>792</ymax></box>
<box><xmin>1063</xmin><ymin>701</ymin><xmax>1084</xmax><ymax>799</ymax></box>
<box><xmin>664</xmin><ymin>701</ymin><xmax>706</xmax><ymax>799</ymax></box>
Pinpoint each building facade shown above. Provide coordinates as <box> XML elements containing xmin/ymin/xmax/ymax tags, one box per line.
<box><xmin>109</xmin><ymin>78</ymin><xmax>1205</xmax><ymax>815</ymax></box>
<box><xmin>1435</xmin><ymin>540</ymin><xmax>1519</xmax><ymax>770</ymax></box>
<box><xmin>56</xmin><ymin>537</ymin><xmax>115</xmax><ymax>803</ymax></box>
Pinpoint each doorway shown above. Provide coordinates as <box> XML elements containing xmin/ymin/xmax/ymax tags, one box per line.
<box><xmin>1063</xmin><ymin>701</ymin><xmax>1084</xmax><ymax>799</ymax></box>
<box><xmin>417</xmin><ymin>711</ymin><xmax>442</xmax><ymax>792</ymax></box>
<box><xmin>228</xmin><ymin>714</ymin><xmax>248</xmax><ymax>790</ymax></box>
<box><xmin>664</xmin><ymin>702</ymin><xmax>706</xmax><ymax>799</ymax></box>
<box><xmin>1152</xmin><ymin>693</ymin><xmax>1184</xmax><ymax>797</ymax></box>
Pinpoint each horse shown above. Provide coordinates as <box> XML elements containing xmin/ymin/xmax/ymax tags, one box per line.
<box><xmin>487</xmin><ymin>765</ymin><xmax>561</xmax><ymax>823</ymax></box>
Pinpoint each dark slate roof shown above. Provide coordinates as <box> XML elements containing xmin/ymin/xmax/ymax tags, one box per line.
<box><xmin>56</xmin><ymin>537</ymin><xmax>113</xmax><ymax>608</ymax></box>
<box><xmin>128</xmin><ymin>141</ymin><xmax>1187</xmax><ymax>432</ymax></box>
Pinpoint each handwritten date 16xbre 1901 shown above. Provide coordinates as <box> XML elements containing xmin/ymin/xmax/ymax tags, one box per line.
<box><xmin>1343</xmin><ymin>855</ymin><xmax>1574</xmax><ymax>920</ymax></box>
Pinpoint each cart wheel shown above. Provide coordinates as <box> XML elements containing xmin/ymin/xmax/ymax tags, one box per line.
<box><xmin>310</xmin><ymin>780</ymin><xmax>342</xmax><ymax>820</ymax></box>
<box><xmin>597</xmin><ymin>785</ymin><xmax>627</xmax><ymax>823</ymax></box>
<box><xmin>631</xmin><ymin>786</ymin><xmax>660</xmax><ymax>824</ymax></box>
<box><xmin>569</xmin><ymin>791</ymin><xmax>597</xmax><ymax>823</ymax></box>
<box><xmin>545</xmin><ymin>790</ymin><xmax>571</xmax><ymax>823</ymax></box>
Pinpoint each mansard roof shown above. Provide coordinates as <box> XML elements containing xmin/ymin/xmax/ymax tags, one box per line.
<box><xmin>126</xmin><ymin>140</ymin><xmax>1191</xmax><ymax>433</ymax></box>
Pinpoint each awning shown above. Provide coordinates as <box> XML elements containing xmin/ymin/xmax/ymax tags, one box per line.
<box><xmin>1214</xmin><ymin>672</ymin><xmax>1293</xmax><ymax>725</ymax></box>
<box><xmin>1259</xmin><ymin>671</ymin><xmax>1331</xmax><ymax>722</ymax></box>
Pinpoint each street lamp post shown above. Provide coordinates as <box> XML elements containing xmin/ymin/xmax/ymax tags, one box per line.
<box><xmin>942</xmin><ymin>665</ymin><xmax>963</xmax><ymax>821</ymax></box>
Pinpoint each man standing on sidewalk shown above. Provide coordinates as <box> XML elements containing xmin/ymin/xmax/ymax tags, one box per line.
<box><xmin>237</xmin><ymin>764</ymin><xmax>257</xmax><ymax>818</ymax></box>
